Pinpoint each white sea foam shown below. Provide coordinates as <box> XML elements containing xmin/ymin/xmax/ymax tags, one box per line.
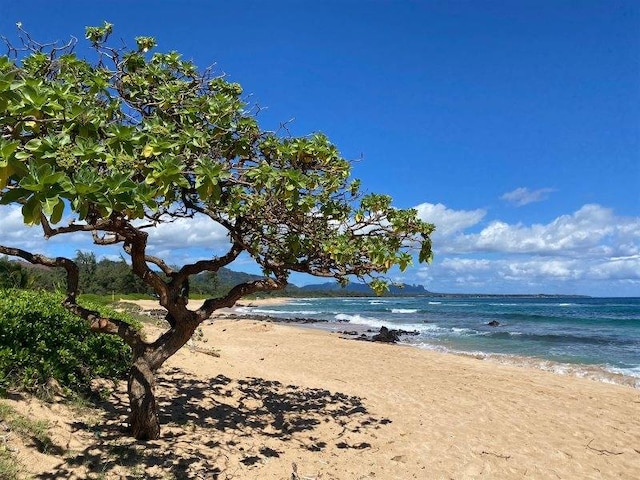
<box><xmin>334</xmin><ymin>313</ymin><xmax>384</xmax><ymax>326</ymax></box>
<box><xmin>233</xmin><ymin>307</ymin><xmax>253</xmax><ymax>314</ymax></box>
<box><xmin>290</xmin><ymin>310</ymin><xmax>322</xmax><ymax>315</ymax></box>
<box><xmin>478</xmin><ymin>330</ymin><xmax>521</xmax><ymax>336</ymax></box>
<box><xmin>606</xmin><ymin>365</ymin><xmax>640</xmax><ymax>379</ymax></box>
<box><xmin>411</xmin><ymin>343</ymin><xmax>640</xmax><ymax>389</ymax></box>
<box><xmin>420</xmin><ymin>323</ymin><xmax>442</xmax><ymax>332</ymax></box>
<box><xmin>451</xmin><ymin>327</ymin><xmax>477</xmax><ymax>335</ymax></box>
<box><xmin>390</xmin><ymin>308</ymin><xmax>418</xmax><ymax>314</ymax></box>
<box><xmin>428</xmin><ymin>301</ymin><xmax>441</xmax><ymax>305</ymax></box>
<box><xmin>334</xmin><ymin>313</ymin><xmax>438</xmax><ymax>334</ymax></box>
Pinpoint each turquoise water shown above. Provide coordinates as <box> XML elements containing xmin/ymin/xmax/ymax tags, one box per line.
<box><xmin>236</xmin><ymin>296</ymin><xmax>640</xmax><ymax>387</ymax></box>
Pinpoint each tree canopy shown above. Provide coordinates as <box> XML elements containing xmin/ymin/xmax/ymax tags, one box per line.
<box><xmin>0</xmin><ymin>23</ymin><xmax>434</xmax><ymax>439</ymax></box>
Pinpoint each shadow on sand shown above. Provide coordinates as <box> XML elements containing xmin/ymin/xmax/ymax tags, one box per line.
<box><xmin>36</xmin><ymin>367</ymin><xmax>390</xmax><ymax>479</ymax></box>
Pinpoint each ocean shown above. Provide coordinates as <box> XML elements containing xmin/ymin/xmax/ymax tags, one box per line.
<box><xmin>236</xmin><ymin>296</ymin><xmax>640</xmax><ymax>388</ymax></box>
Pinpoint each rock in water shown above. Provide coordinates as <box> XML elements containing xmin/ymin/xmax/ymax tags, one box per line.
<box><xmin>371</xmin><ymin>326</ymin><xmax>400</xmax><ymax>343</ymax></box>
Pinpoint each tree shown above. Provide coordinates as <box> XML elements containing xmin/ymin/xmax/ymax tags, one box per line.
<box><xmin>0</xmin><ymin>256</ymin><xmax>32</xmax><ymax>289</ymax></box>
<box><xmin>74</xmin><ymin>250</ymin><xmax>97</xmax><ymax>292</ymax></box>
<box><xmin>0</xmin><ymin>23</ymin><xmax>434</xmax><ymax>440</ymax></box>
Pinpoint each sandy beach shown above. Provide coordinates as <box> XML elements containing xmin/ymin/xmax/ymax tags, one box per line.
<box><xmin>4</xmin><ymin>304</ymin><xmax>639</xmax><ymax>479</ymax></box>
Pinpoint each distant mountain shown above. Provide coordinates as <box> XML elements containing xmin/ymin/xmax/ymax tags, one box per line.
<box><xmin>299</xmin><ymin>281</ymin><xmax>430</xmax><ymax>296</ymax></box>
<box><xmin>204</xmin><ymin>268</ymin><xmax>428</xmax><ymax>297</ymax></box>
<box><xmin>215</xmin><ymin>267</ymin><xmax>265</xmax><ymax>285</ymax></box>
<box><xmin>194</xmin><ymin>267</ymin><xmax>300</xmax><ymax>295</ymax></box>
<box><xmin>8</xmin><ymin>258</ymin><xmax>585</xmax><ymax>298</ymax></box>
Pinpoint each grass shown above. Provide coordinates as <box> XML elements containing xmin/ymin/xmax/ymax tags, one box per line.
<box><xmin>0</xmin><ymin>448</ymin><xmax>20</xmax><ymax>480</ymax></box>
<box><xmin>0</xmin><ymin>401</ymin><xmax>55</xmax><ymax>454</ymax></box>
<box><xmin>78</xmin><ymin>292</ymin><xmax>154</xmax><ymax>306</ymax></box>
<box><xmin>0</xmin><ymin>403</ymin><xmax>23</xmax><ymax>480</ymax></box>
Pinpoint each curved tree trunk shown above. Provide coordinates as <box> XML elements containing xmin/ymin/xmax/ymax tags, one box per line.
<box><xmin>128</xmin><ymin>357</ymin><xmax>160</xmax><ymax>440</ymax></box>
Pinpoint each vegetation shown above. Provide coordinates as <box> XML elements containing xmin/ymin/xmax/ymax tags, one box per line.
<box><xmin>0</xmin><ymin>401</ymin><xmax>56</xmax><ymax>479</ymax></box>
<box><xmin>0</xmin><ymin>289</ymin><xmax>133</xmax><ymax>396</ymax></box>
<box><xmin>0</xmin><ymin>256</ymin><xmax>32</xmax><ymax>289</ymax></box>
<box><xmin>0</xmin><ymin>23</ymin><xmax>434</xmax><ymax>439</ymax></box>
<box><xmin>0</xmin><ymin>402</ymin><xmax>54</xmax><ymax>452</ymax></box>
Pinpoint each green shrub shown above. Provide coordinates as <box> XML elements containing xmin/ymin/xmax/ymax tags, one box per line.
<box><xmin>0</xmin><ymin>289</ymin><xmax>135</xmax><ymax>396</ymax></box>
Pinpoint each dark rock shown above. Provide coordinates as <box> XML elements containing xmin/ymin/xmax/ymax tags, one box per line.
<box><xmin>338</xmin><ymin>330</ymin><xmax>360</xmax><ymax>336</ymax></box>
<box><xmin>487</xmin><ymin>320</ymin><xmax>500</xmax><ymax>327</ymax></box>
<box><xmin>371</xmin><ymin>326</ymin><xmax>400</xmax><ymax>343</ymax></box>
<box><xmin>354</xmin><ymin>326</ymin><xmax>423</xmax><ymax>343</ymax></box>
<box><xmin>214</xmin><ymin>313</ymin><xmax>327</xmax><ymax>324</ymax></box>
<box><xmin>396</xmin><ymin>329</ymin><xmax>420</xmax><ymax>336</ymax></box>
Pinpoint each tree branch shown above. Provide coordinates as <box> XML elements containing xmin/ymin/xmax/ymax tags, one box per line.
<box><xmin>195</xmin><ymin>276</ymin><xmax>287</xmax><ymax>322</ymax></box>
<box><xmin>0</xmin><ymin>244</ymin><xmax>79</xmax><ymax>299</ymax></box>
<box><xmin>40</xmin><ymin>214</ymin><xmax>98</xmax><ymax>239</ymax></box>
<box><xmin>0</xmin><ymin>244</ymin><xmax>143</xmax><ymax>348</ymax></box>
<box><xmin>178</xmin><ymin>241</ymin><xmax>243</xmax><ymax>278</ymax></box>
<box><xmin>124</xmin><ymin>232</ymin><xmax>170</xmax><ymax>305</ymax></box>
<box><xmin>63</xmin><ymin>300</ymin><xmax>143</xmax><ymax>348</ymax></box>
<box><xmin>92</xmin><ymin>230</ymin><xmax>126</xmax><ymax>245</ymax></box>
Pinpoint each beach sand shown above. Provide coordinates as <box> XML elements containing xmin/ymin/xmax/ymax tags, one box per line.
<box><xmin>121</xmin><ymin>295</ymin><xmax>291</xmax><ymax>312</ymax></box>
<box><xmin>4</xmin><ymin>306</ymin><xmax>639</xmax><ymax>479</ymax></box>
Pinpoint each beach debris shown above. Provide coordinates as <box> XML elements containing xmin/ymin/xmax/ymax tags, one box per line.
<box><xmin>291</xmin><ymin>462</ymin><xmax>322</xmax><ymax>480</ymax></box>
<box><xmin>586</xmin><ymin>439</ymin><xmax>624</xmax><ymax>456</ymax></box>
<box><xmin>480</xmin><ymin>450</ymin><xmax>511</xmax><ymax>459</ymax></box>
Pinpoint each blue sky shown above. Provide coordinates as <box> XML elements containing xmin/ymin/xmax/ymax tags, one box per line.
<box><xmin>0</xmin><ymin>1</ymin><xmax>638</xmax><ymax>296</ymax></box>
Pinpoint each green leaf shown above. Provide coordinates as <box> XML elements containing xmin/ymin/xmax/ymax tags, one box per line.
<box><xmin>20</xmin><ymin>176</ymin><xmax>44</xmax><ymax>192</ymax></box>
<box><xmin>369</xmin><ymin>279</ymin><xmax>389</xmax><ymax>296</ymax></box>
<box><xmin>41</xmin><ymin>195</ymin><xmax>61</xmax><ymax>216</ymax></box>
<box><xmin>0</xmin><ymin>140</ymin><xmax>20</xmax><ymax>160</ymax></box>
<box><xmin>24</xmin><ymin>139</ymin><xmax>43</xmax><ymax>152</ymax></box>
<box><xmin>0</xmin><ymin>165</ymin><xmax>13</xmax><ymax>189</ymax></box>
<box><xmin>0</xmin><ymin>187</ymin><xmax>28</xmax><ymax>205</ymax></box>
<box><xmin>50</xmin><ymin>198</ymin><xmax>65</xmax><ymax>224</ymax></box>
<box><xmin>21</xmin><ymin>195</ymin><xmax>41</xmax><ymax>225</ymax></box>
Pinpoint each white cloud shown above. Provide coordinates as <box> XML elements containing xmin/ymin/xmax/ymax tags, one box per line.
<box><xmin>4</xmin><ymin>199</ymin><xmax>639</xmax><ymax>296</ymax></box>
<box><xmin>0</xmin><ymin>205</ymin><xmax>43</xmax><ymax>250</ymax></box>
<box><xmin>587</xmin><ymin>255</ymin><xmax>640</xmax><ymax>281</ymax></box>
<box><xmin>144</xmin><ymin>215</ymin><xmax>231</xmax><ymax>251</ymax></box>
<box><xmin>414</xmin><ymin>202</ymin><xmax>486</xmax><ymax>237</ymax></box>
<box><xmin>406</xmin><ymin>203</ymin><xmax>640</xmax><ymax>296</ymax></box>
<box><xmin>501</xmin><ymin>187</ymin><xmax>556</xmax><ymax>206</ymax></box>
<box><xmin>446</xmin><ymin>204</ymin><xmax>640</xmax><ymax>258</ymax></box>
<box><xmin>0</xmin><ymin>205</ymin><xmax>233</xmax><ymax>264</ymax></box>
<box><xmin>414</xmin><ymin>254</ymin><xmax>640</xmax><ymax>295</ymax></box>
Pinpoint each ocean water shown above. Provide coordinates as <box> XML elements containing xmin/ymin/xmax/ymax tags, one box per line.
<box><xmin>235</xmin><ymin>296</ymin><xmax>640</xmax><ymax>388</ymax></box>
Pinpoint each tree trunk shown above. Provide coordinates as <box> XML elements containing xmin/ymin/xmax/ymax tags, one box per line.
<box><xmin>128</xmin><ymin>357</ymin><xmax>160</xmax><ymax>440</ymax></box>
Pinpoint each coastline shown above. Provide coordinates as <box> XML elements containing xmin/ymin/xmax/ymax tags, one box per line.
<box><xmin>122</xmin><ymin>295</ymin><xmax>293</xmax><ymax>312</ymax></box>
<box><xmin>9</xmin><ymin>314</ymin><xmax>640</xmax><ymax>478</ymax></box>
<box><xmin>170</xmin><ymin>319</ymin><xmax>640</xmax><ymax>479</ymax></box>
<box><xmin>125</xmin><ymin>296</ymin><xmax>640</xmax><ymax>389</ymax></box>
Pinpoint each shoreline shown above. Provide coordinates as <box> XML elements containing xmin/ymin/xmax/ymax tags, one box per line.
<box><xmin>122</xmin><ymin>297</ymin><xmax>640</xmax><ymax>389</ymax></box>
<box><xmin>300</xmin><ymin>320</ymin><xmax>640</xmax><ymax>389</ymax></box>
<box><xmin>9</xmin><ymin>315</ymin><xmax>640</xmax><ymax>478</ymax></box>
<box><xmin>170</xmin><ymin>319</ymin><xmax>640</xmax><ymax>478</ymax></box>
